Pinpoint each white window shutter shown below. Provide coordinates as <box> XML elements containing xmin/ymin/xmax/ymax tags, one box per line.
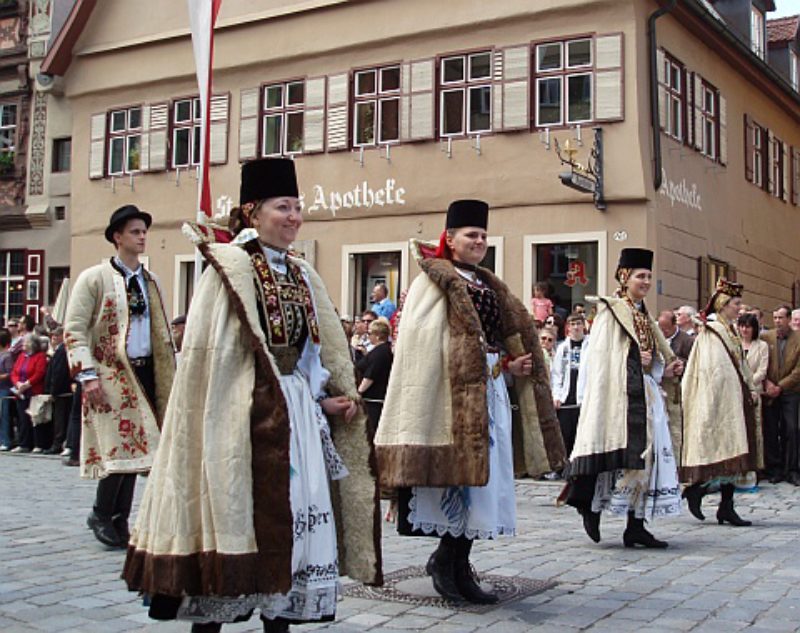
<box><xmin>686</xmin><ymin>71</ymin><xmax>694</xmax><ymax>147</ymax></box>
<box><xmin>326</xmin><ymin>73</ymin><xmax>349</xmax><ymax>151</ymax></box>
<box><xmin>239</xmin><ymin>87</ymin><xmax>260</xmax><ymax>161</ymax></box>
<box><xmin>304</xmin><ymin>77</ymin><xmax>326</xmax><ymax>154</ymax></box>
<box><xmin>693</xmin><ymin>73</ymin><xmax>703</xmax><ymax>151</ymax></box>
<box><xmin>139</xmin><ymin>105</ymin><xmax>150</xmax><ymax>172</ymax></box>
<box><xmin>209</xmin><ymin>93</ymin><xmax>230</xmax><ymax>165</ymax></box>
<box><xmin>148</xmin><ymin>103</ymin><xmax>169</xmax><ymax>172</ymax></box>
<box><xmin>595</xmin><ymin>34</ymin><xmax>623</xmax><ymax>122</ymax></box>
<box><xmin>400</xmin><ymin>63</ymin><xmax>411</xmax><ymax>141</ymax></box>
<box><xmin>718</xmin><ymin>94</ymin><xmax>727</xmax><ymax>165</ymax></box>
<box><xmin>499</xmin><ymin>45</ymin><xmax>530</xmax><ymax>130</ymax></box>
<box><xmin>89</xmin><ymin>113</ymin><xmax>106</xmax><ymax>179</ymax></box>
<box><xmin>493</xmin><ymin>50</ymin><xmax>503</xmax><ymax>131</ymax></box>
<box><xmin>409</xmin><ymin>59</ymin><xmax>435</xmax><ymax>140</ymax></box>
<box><xmin>783</xmin><ymin>142</ymin><xmax>790</xmax><ymax>202</ymax></box>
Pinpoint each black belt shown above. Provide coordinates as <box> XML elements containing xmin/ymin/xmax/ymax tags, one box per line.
<box><xmin>129</xmin><ymin>356</ymin><xmax>153</xmax><ymax>367</ymax></box>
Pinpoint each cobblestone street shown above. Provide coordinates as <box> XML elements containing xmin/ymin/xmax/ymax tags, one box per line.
<box><xmin>2</xmin><ymin>452</ymin><xmax>800</xmax><ymax>632</ymax></box>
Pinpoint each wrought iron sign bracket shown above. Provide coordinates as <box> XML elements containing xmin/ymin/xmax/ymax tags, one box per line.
<box><xmin>553</xmin><ymin>126</ymin><xmax>606</xmax><ymax>211</ymax></box>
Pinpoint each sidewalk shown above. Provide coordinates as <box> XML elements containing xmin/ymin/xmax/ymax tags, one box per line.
<box><xmin>1</xmin><ymin>452</ymin><xmax>799</xmax><ymax>632</ymax></box>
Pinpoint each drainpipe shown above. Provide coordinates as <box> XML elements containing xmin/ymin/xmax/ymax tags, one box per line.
<box><xmin>648</xmin><ymin>0</ymin><xmax>677</xmax><ymax>191</ymax></box>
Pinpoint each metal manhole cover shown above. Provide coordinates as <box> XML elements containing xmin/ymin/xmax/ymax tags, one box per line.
<box><xmin>342</xmin><ymin>566</ymin><xmax>556</xmax><ymax>613</ymax></box>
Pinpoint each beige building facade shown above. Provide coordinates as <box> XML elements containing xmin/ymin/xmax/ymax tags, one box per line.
<box><xmin>42</xmin><ymin>0</ymin><xmax>800</xmax><ymax>320</ymax></box>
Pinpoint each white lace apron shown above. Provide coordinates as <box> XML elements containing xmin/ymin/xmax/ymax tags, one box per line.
<box><xmin>408</xmin><ymin>352</ymin><xmax>516</xmax><ymax>539</ymax></box>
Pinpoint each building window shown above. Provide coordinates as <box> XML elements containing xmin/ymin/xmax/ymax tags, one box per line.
<box><xmin>751</xmin><ymin>7</ymin><xmax>765</xmax><ymax>59</ymax></box>
<box><xmin>439</xmin><ymin>51</ymin><xmax>492</xmax><ymax>137</ymax></box>
<box><xmin>0</xmin><ymin>103</ymin><xmax>16</xmax><ymax>154</ymax></box>
<box><xmin>353</xmin><ymin>65</ymin><xmax>401</xmax><ymax>147</ymax></box>
<box><xmin>107</xmin><ymin>106</ymin><xmax>142</xmax><ymax>175</ymax></box>
<box><xmin>752</xmin><ymin>123</ymin><xmax>764</xmax><ymax>188</ymax></box>
<box><xmin>699</xmin><ymin>82</ymin><xmax>718</xmax><ymax>160</ymax></box>
<box><xmin>791</xmin><ymin>50</ymin><xmax>799</xmax><ymax>92</ymax></box>
<box><xmin>48</xmin><ymin>267</ymin><xmax>70</xmax><ymax>305</ymax></box>
<box><xmin>54</xmin><ymin>205</ymin><xmax>66</xmax><ymax>221</ymax></box>
<box><xmin>772</xmin><ymin>136</ymin><xmax>784</xmax><ymax>199</ymax></box>
<box><xmin>261</xmin><ymin>81</ymin><xmax>304</xmax><ymax>157</ymax></box>
<box><xmin>0</xmin><ymin>250</ymin><xmax>25</xmax><ymax>324</ymax></box>
<box><xmin>661</xmin><ymin>55</ymin><xmax>684</xmax><ymax>142</ymax></box>
<box><xmin>535</xmin><ymin>241</ymin><xmax>598</xmax><ymax>315</ymax></box>
<box><xmin>699</xmin><ymin>256</ymin><xmax>733</xmax><ymax>309</ymax></box>
<box><xmin>51</xmin><ymin>137</ymin><xmax>71</xmax><ymax>173</ymax></box>
<box><xmin>535</xmin><ymin>38</ymin><xmax>593</xmax><ymax>128</ymax></box>
<box><xmin>172</xmin><ymin>97</ymin><xmax>201</xmax><ymax>168</ymax></box>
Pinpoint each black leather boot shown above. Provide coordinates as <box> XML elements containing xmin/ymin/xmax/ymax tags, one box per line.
<box><xmin>426</xmin><ymin>537</ymin><xmax>463</xmax><ymax>601</ymax></box>
<box><xmin>112</xmin><ymin>514</ymin><xmax>130</xmax><ymax>548</ymax></box>
<box><xmin>87</xmin><ymin>510</ymin><xmax>122</xmax><ymax>547</ymax></box>
<box><xmin>261</xmin><ymin>617</ymin><xmax>290</xmax><ymax>633</ymax></box>
<box><xmin>452</xmin><ymin>538</ymin><xmax>498</xmax><ymax>605</ymax></box>
<box><xmin>579</xmin><ymin>508</ymin><xmax>601</xmax><ymax>543</ymax></box>
<box><xmin>682</xmin><ymin>483</ymin><xmax>706</xmax><ymax>521</ymax></box>
<box><xmin>623</xmin><ymin>512</ymin><xmax>668</xmax><ymax>548</ymax></box>
<box><xmin>191</xmin><ymin>623</ymin><xmax>222</xmax><ymax>633</ymax></box>
<box><xmin>717</xmin><ymin>484</ymin><xmax>752</xmax><ymax>526</ymax></box>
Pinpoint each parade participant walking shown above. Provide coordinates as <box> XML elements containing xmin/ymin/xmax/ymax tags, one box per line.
<box><xmin>122</xmin><ymin>158</ymin><xmax>382</xmax><ymax>633</ymax></box>
<box><xmin>376</xmin><ymin>199</ymin><xmax>565</xmax><ymax>604</ymax></box>
<box><xmin>565</xmin><ymin>248</ymin><xmax>683</xmax><ymax>548</ymax></box>
<box><xmin>64</xmin><ymin>205</ymin><xmax>175</xmax><ymax>548</ymax></box>
<box><xmin>680</xmin><ymin>279</ymin><xmax>759</xmax><ymax>525</ymax></box>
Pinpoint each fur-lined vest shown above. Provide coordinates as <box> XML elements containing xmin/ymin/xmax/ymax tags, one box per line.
<box><xmin>122</xmin><ymin>240</ymin><xmax>382</xmax><ymax>599</ymax></box>
<box><xmin>64</xmin><ymin>262</ymin><xmax>175</xmax><ymax>479</ymax></box>
<box><xmin>566</xmin><ymin>297</ymin><xmax>676</xmax><ymax>476</ymax></box>
<box><xmin>375</xmin><ymin>257</ymin><xmax>565</xmax><ymax>487</ymax></box>
<box><xmin>680</xmin><ymin>318</ymin><xmax>758</xmax><ymax>483</ymax></box>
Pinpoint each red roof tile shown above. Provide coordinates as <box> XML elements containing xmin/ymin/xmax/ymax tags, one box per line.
<box><xmin>767</xmin><ymin>15</ymin><xmax>799</xmax><ymax>44</ymax></box>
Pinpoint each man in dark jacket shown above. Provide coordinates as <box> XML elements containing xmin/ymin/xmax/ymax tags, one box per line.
<box><xmin>44</xmin><ymin>327</ymin><xmax>73</xmax><ymax>455</ymax></box>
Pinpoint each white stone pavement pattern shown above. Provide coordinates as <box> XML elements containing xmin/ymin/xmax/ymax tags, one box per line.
<box><xmin>2</xmin><ymin>453</ymin><xmax>800</xmax><ymax>633</ymax></box>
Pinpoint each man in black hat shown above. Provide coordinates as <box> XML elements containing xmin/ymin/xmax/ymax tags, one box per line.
<box><xmin>64</xmin><ymin>205</ymin><xmax>175</xmax><ymax>548</ymax></box>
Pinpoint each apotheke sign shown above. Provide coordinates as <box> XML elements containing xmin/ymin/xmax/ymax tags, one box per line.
<box><xmin>305</xmin><ymin>178</ymin><xmax>406</xmax><ymax>216</ymax></box>
<box><xmin>659</xmin><ymin>168</ymin><xmax>702</xmax><ymax>212</ymax></box>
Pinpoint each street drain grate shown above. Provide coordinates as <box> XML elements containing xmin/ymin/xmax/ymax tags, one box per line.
<box><xmin>342</xmin><ymin>565</ymin><xmax>555</xmax><ymax>613</ymax></box>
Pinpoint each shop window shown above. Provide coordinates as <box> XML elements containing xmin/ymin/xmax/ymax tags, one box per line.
<box><xmin>699</xmin><ymin>256</ymin><xmax>734</xmax><ymax>310</ymax></box>
<box><xmin>172</xmin><ymin>97</ymin><xmax>202</xmax><ymax>168</ymax></box>
<box><xmin>535</xmin><ymin>241</ymin><xmax>599</xmax><ymax>318</ymax></box>
<box><xmin>535</xmin><ymin>38</ymin><xmax>593</xmax><ymax>127</ymax></box>
<box><xmin>353</xmin><ymin>65</ymin><xmax>401</xmax><ymax>147</ymax></box>
<box><xmin>439</xmin><ymin>51</ymin><xmax>492</xmax><ymax>137</ymax></box>
<box><xmin>48</xmin><ymin>266</ymin><xmax>69</xmax><ymax>305</ymax></box>
<box><xmin>0</xmin><ymin>250</ymin><xmax>25</xmax><ymax>323</ymax></box>
<box><xmin>52</xmin><ymin>137</ymin><xmax>71</xmax><ymax>173</ymax></box>
<box><xmin>350</xmin><ymin>250</ymin><xmax>402</xmax><ymax>317</ymax></box>
<box><xmin>107</xmin><ymin>106</ymin><xmax>142</xmax><ymax>175</ymax></box>
<box><xmin>261</xmin><ymin>80</ymin><xmax>304</xmax><ymax>157</ymax></box>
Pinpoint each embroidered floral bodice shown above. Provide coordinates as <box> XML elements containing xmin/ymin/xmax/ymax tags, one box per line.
<box><xmin>457</xmin><ymin>269</ymin><xmax>502</xmax><ymax>348</ymax></box>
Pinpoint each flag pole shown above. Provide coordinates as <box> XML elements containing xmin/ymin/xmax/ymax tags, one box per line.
<box><xmin>188</xmin><ymin>0</ymin><xmax>222</xmax><ymax>294</ymax></box>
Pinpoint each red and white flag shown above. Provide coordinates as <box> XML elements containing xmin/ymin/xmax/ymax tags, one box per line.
<box><xmin>187</xmin><ymin>0</ymin><xmax>222</xmax><ymax>222</ymax></box>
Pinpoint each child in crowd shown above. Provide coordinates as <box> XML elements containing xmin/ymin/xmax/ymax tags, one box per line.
<box><xmin>531</xmin><ymin>281</ymin><xmax>554</xmax><ymax>324</ymax></box>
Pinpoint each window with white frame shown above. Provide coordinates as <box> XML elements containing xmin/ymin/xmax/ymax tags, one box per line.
<box><xmin>172</xmin><ymin>97</ymin><xmax>201</xmax><ymax>168</ymax></box>
<box><xmin>791</xmin><ymin>50</ymin><xmax>799</xmax><ymax>92</ymax></box>
<box><xmin>261</xmin><ymin>81</ymin><xmax>304</xmax><ymax>157</ymax></box>
<box><xmin>661</xmin><ymin>54</ymin><xmax>684</xmax><ymax>141</ymax></box>
<box><xmin>535</xmin><ymin>38</ymin><xmax>593</xmax><ymax>127</ymax></box>
<box><xmin>439</xmin><ymin>51</ymin><xmax>492</xmax><ymax>137</ymax></box>
<box><xmin>772</xmin><ymin>136</ymin><xmax>784</xmax><ymax>199</ymax></box>
<box><xmin>107</xmin><ymin>106</ymin><xmax>142</xmax><ymax>175</ymax></box>
<box><xmin>752</xmin><ymin>123</ymin><xmax>763</xmax><ymax>188</ymax></box>
<box><xmin>751</xmin><ymin>6</ymin><xmax>765</xmax><ymax>59</ymax></box>
<box><xmin>353</xmin><ymin>65</ymin><xmax>401</xmax><ymax>147</ymax></box>
<box><xmin>699</xmin><ymin>81</ymin><xmax>718</xmax><ymax>160</ymax></box>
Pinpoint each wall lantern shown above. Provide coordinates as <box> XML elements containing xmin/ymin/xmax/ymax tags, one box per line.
<box><xmin>553</xmin><ymin>126</ymin><xmax>606</xmax><ymax>211</ymax></box>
